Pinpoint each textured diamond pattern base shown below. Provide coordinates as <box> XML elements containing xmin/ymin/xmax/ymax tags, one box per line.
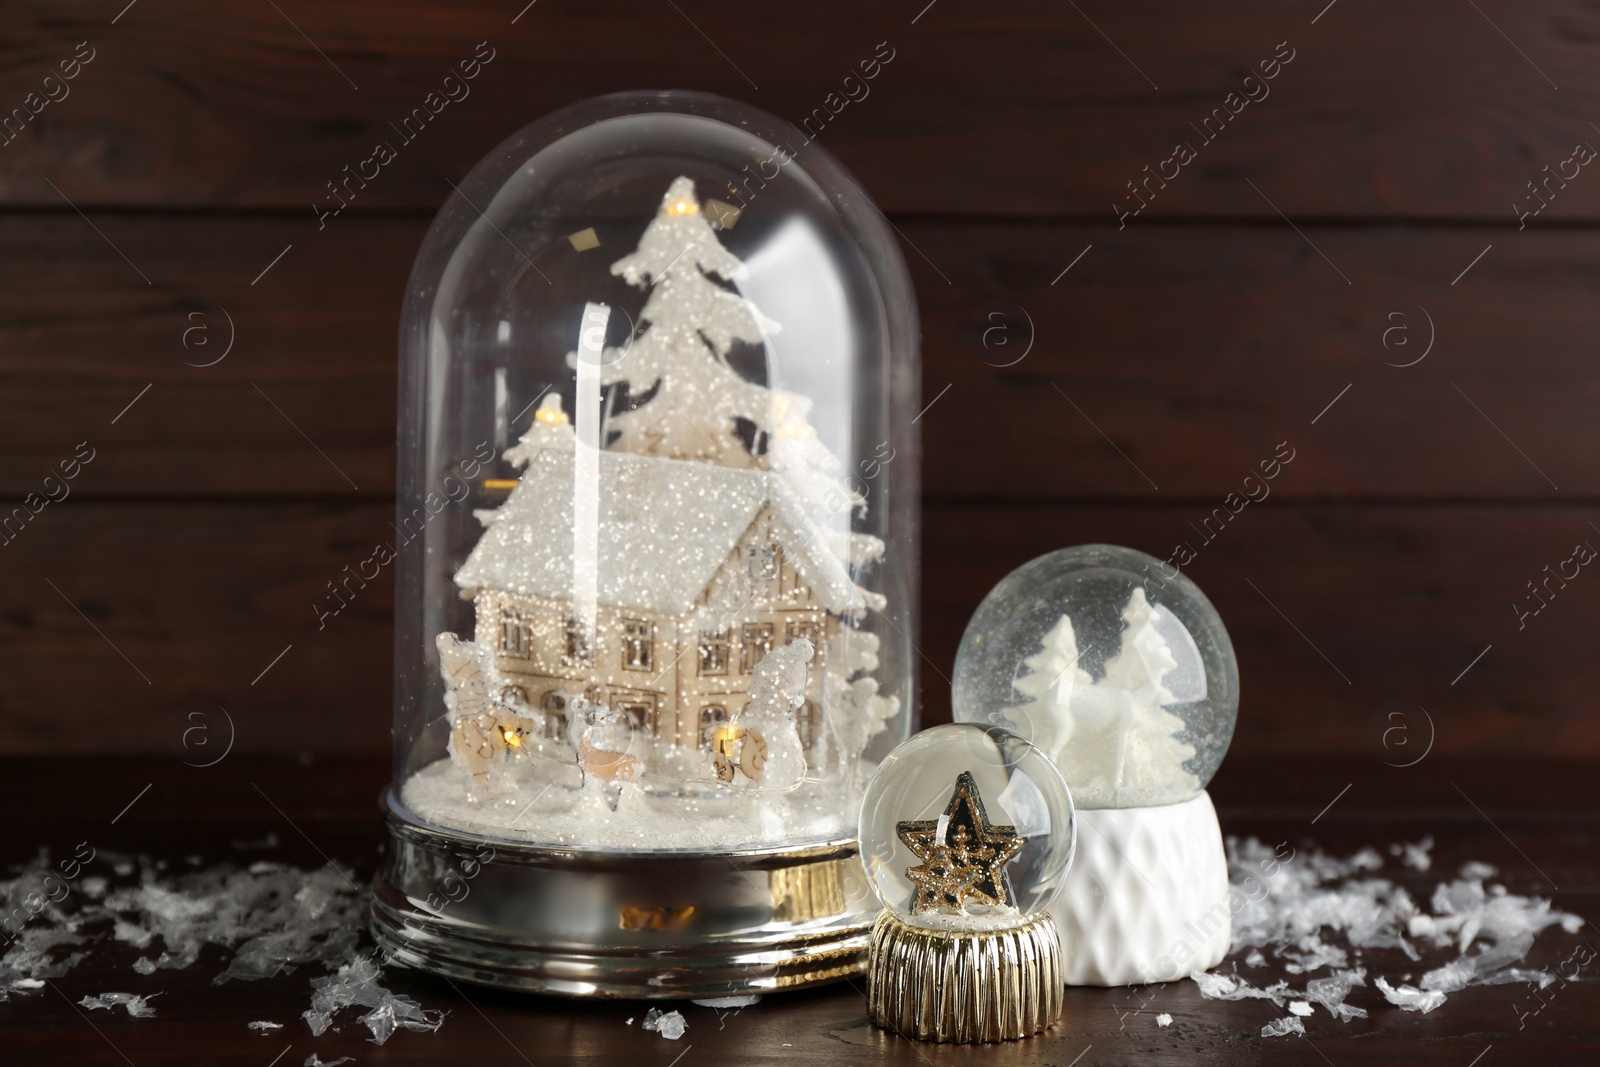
<box><xmin>1049</xmin><ymin>790</ymin><xmax>1229</xmax><ymax>986</ymax></box>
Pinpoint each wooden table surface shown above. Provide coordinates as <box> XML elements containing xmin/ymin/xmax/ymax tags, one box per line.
<box><xmin>2</xmin><ymin>753</ymin><xmax>1594</xmax><ymax>1066</ymax></box>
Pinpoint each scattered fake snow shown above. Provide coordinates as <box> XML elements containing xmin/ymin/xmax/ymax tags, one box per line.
<box><xmin>1191</xmin><ymin>837</ymin><xmax>1585</xmax><ymax>1037</ymax></box>
<box><xmin>1155</xmin><ymin>1012</ymin><xmax>1172</xmax><ymax>1027</ymax></box>
<box><xmin>0</xmin><ymin>850</ymin><xmax>443</xmax><ymax>1047</ymax></box>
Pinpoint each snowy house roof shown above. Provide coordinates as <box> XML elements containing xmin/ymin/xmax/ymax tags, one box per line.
<box><xmin>453</xmin><ymin>448</ymin><xmax>865</xmax><ymax>617</ymax></box>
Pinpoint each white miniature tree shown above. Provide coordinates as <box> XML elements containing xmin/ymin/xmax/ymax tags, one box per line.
<box><xmin>1098</xmin><ymin>588</ymin><xmax>1197</xmax><ymax>802</ymax></box>
<box><xmin>1002</xmin><ymin>614</ymin><xmax>1091</xmax><ymax>761</ymax></box>
<box><xmin>1003</xmin><ymin>589</ymin><xmax>1197</xmax><ymax>807</ymax></box>
<box><xmin>598</xmin><ymin>176</ymin><xmax>778</xmax><ymax>465</ymax></box>
<box><xmin>824</xmin><ymin>628</ymin><xmax>900</xmax><ymax>777</ymax></box>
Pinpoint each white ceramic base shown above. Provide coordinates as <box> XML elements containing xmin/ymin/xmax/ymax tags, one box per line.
<box><xmin>1050</xmin><ymin>790</ymin><xmax>1230</xmax><ymax>986</ymax></box>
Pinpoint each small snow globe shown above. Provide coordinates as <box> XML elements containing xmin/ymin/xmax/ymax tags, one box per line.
<box><xmin>372</xmin><ymin>91</ymin><xmax>920</xmax><ymax>999</ymax></box>
<box><xmin>951</xmin><ymin>545</ymin><xmax>1238</xmax><ymax>985</ymax></box>
<box><xmin>858</xmin><ymin>723</ymin><xmax>1073</xmax><ymax>1042</ymax></box>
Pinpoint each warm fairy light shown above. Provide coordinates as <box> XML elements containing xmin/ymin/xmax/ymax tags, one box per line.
<box><xmin>536</xmin><ymin>405</ymin><xmax>568</xmax><ymax>424</ymax></box>
<box><xmin>502</xmin><ymin>728</ymin><xmax>522</xmax><ymax>747</ymax></box>
<box><xmin>670</xmin><ymin>200</ymin><xmax>699</xmax><ymax>216</ymax></box>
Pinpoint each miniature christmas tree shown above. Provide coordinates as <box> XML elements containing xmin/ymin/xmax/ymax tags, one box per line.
<box><xmin>1003</xmin><ymin>588</ymin><xmax>1197</xmax><ymax>807</ymax></box>
<box><xmin>597</xmin><ymin>175</ymin><xmax>778</xmax><ymax>465</ymax></box>
<box><xmin>593</xmin><ymin>177</ymin><xmax>865</xmax><ymax>519</ymax></box>
<box><xmin>1001</xmin><ymin>615</ymin><xmax>1090</xmax><ymax>760</ymax></box>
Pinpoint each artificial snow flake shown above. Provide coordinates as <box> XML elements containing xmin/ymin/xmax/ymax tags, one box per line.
<box><xmin>249</xmin><ymin>1020</ymin><xmax>284</xmax><ymax>1031</ymax></box>
<box><xmin>1390</xmin><ymin>835</ymin><xmax>1433</xmax><ymax>871</ymax></box>
<box><xmin>304</xmin><ymin>1056</ymin><xmax>354</xmax><ymax>1067</ymax></box>
<box><xmin>1260</xmin><ymin>1016</ymin><xmax>1305</xmax><ymax>1038</ymax></box>
<box><xmin>80</xmin><ymin>992</ymin><xmax>157</xmax><ymax>1017</ymax></box>
<box><xmin>1375</xmin><ymin>977</ymin><xmax>1446</xmax><ymax>1014</ymax></box>
<box><xmin>642</xmin><ymin>1007</ymin><xmax>687</xmax><ymax>1039</ymax></box>
<box><xmin>1155</xmin><ymin>1012</ymin><xmax>1173</xmax><ymax>1027</ymax></box>
<box><xmin>1305</xmin><ymin>969</ymin><xmax>1368</xmax><ymax>1022</ymax></box>
<box><xmin>1287</xmin><ymin>1000</ymin><xmax>1313</xmax><ymax>1017</ymax></box>
<box><xmin>1188</xmin><ymin>970</ymin><xmax>1289</xmax><ymax>1005</ymax></box>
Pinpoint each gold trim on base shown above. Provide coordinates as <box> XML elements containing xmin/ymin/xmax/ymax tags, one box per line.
<box><xmin>867</xmin><ymin>910</ymin><xmax>1063</xmax><ymax>1043</ymax></box>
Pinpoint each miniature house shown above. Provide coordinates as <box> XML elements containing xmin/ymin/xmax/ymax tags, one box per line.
<box><xmin>452</xmin><ymin>444</ymin><xmax>867</xmax><ymax>760</ymax></box>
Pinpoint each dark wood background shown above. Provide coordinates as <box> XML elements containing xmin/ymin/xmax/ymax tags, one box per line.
<box><xmin>4</xmin><ymin>0</ymin><xmax>1599</xmax><ymax>761</ymax></box>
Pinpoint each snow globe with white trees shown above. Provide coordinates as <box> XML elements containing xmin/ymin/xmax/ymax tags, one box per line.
<box><xmin>373</xmin><ymin>92</ymin><xmax>919</xmax><ymax>998</ymax></box>
<box><xmin>952</xmin><ymin>544</ymin><xmax>1239</xmax><ymax>987</ymax></box>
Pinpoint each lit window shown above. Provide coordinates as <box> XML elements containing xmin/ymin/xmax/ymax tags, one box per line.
<box><xmin>698</xmin><ymin>705</ymin><xmax>728</xmax><ymax>750</ymax></box>
<box><xmin>698</xmin><ymin>630</ymin><xmax>730</xmax><ymax>675</ymax></box>
<box><xmin>500</xmin><ymin>608</ymin><xmax>529</xmax><ymax>656</ymax></box>
<box><xmin>621</xmin><ymin>618</ymin><xmax>653</xmax><ymax>670</ymax></box>
<box><xmin>740</xmin><ymin>623</ymin><xmax>774</xmax><ymax>673</ymax></box>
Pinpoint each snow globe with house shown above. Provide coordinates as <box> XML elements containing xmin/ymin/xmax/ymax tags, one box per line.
<box><xmin>952</xmin><ymin>544</ymin><xmax>1239</xmax><ymax>985</ymax></box>
<box><xmin>371</xmin><ymin>92</ymin><xmax>920</xmax><ymax>999</ymax></box>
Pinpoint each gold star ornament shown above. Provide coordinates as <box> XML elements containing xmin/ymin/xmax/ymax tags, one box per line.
<box><xmin>897</xmin><ymin>771</ymin><xmax>1025</xmax><ymax>914</ymax></box>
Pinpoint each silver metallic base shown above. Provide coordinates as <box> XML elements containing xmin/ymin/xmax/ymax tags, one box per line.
<box><xmin>370</xmin><ymin>787</ymin><xmax>875</xmax><ymax>999</ymax></box>
<box><xmin>867</xmin><ymin>911</ymin><xmax>1063</xmax><ymax>1043</ymax></box>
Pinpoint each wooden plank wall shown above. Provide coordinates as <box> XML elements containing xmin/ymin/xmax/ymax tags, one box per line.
<box><xmin>2</xmin><ymin>1</ymin><xmax>1597</xmax><ymax>757</ymax></box>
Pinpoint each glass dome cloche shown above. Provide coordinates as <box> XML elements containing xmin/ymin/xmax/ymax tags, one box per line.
<box><xmin>372</xmin><ymin>91</ymin><xmax>920</xmax><ymax>998</ymax></box>
<box><xmin>952</xmin><ymin>544</ymin><xmax>1237</xmax><ymax>810</ymax></box>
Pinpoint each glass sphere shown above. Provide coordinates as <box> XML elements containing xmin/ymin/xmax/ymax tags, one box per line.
<box><xmin>858</xmin><ymin>724</ymin><xmax>1075</xmax><ymax>930</ymax></box>
<box><xmin>952</xmin><ymin>545</ymin><xmax>1238</xmax><ymax>810</ymax></box>
<box><xmin>391</xmin><ymin>91</ymin><xmax>920</xmax><ymax>852</ymax></box>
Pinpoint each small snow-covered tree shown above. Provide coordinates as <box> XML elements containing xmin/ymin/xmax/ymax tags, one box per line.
<box><xmin>1001</xmin><ymin>614</ymin><xmax>1090</xmax><ymax>760</ymax></box>
<box><xmin>597</xmin><ymin>176</ymin><xmax>778</xmax><ymax>466</ymax></box>
<box><xmin>1002</xmin><ymin>590</ymin><xmax>1197</xmax><ymax>807</ymax></box>
<box><xmin>825</xmin><ymin>628</ymin><xmax>900</xmax><ymax>776</ymax></box>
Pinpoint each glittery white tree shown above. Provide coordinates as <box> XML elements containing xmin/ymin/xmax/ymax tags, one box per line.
<box><xmin>596</xmin><ymin>177</ymin><xmax>864</xmax><ymax>519</ymax></box>
<box><xmin>597</xmin><ymin>176</ymin><xmax>778</xmax><ymax>465</ymax></box>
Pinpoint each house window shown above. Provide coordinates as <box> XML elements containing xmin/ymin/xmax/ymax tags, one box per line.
<box><xmin>786</xmin><ymin>620</ymin><xmax>820</xmax><ymax>650</ymax></box>
<box><xmin>621</xmin><ymin>618</ymin><xmax>653</xmax><ymax>671</ymax></box>
<box><xmin>795</xmin><ymin>700</ymin><xmax>824</xmax><ymax>752</ymax></box>
<box><xmin>499</xmin><ymin>685</ymin><xmax>529</xmax><ymax>708</ymax></box>
<box><xmin>740</xmin><ymin>623</ymin><xmax>774</xmax><ymax>673</ymax></box>
<box><xmin>618</xmin><ymin>701</ymin><xmax>654</xmax><ymax>737</ymax></box>
<box><xmin>540</xmin><ymin>691</ymin><xmax>570</xmax><ymax>741</ymax></box>
<box><xmin>698</xmin><ymin>630</ymin><xmax>730</xmax><ymax>675</ymax></box>
<box><xmin>698</xmin><ymin>705</ymin><xmax>728</xmax><ymax>750</ymax></box>
<box><xmin>500</xmin><ymin>607</ymin><xmax>530</xmax><ymax>657</ymax></box>
<box><xmin>562</xmin><ymin>616</ymin><xmax>592</xmax><ymax>666</ymax></box>
<box><xmin>746</xmin><ymin>542</ymin><xmax>779</xmax><ymax>580</ymax></box>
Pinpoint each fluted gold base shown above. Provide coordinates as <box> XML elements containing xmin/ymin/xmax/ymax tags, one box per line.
<box><xmin>866</xmin><ymin>910</ymin><xmax>1063</xmax><ymax>1043</ymax></box>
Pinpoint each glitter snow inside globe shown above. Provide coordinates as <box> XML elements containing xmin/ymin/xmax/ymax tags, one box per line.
<box><xmin>371</xmin><ymin>90</ymin><xmax>920</xmax><ymax>999</ymax></box>
<box><xmin>858</xmin><ymin>723</ymin><xmax>1074</xmax><ymax>1042</ymax></box>
<box><xmin>952</xmin><ymin>545</ymin><xmax>1239</xmax><ymax>985</ymax></box>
